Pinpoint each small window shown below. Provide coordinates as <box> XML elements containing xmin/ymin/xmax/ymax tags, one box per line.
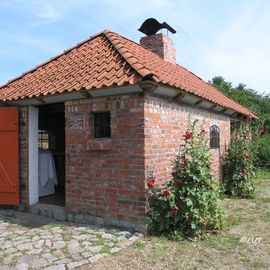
<box><xmin>210</xmin><ymin>125</ymin><xmax>220</xmax><ymax>148</ymax></box>
<box><xmin>38</xmin><ymin>130</ymin><xmax>49</xmax><ymax>149</ymax></box>
<box><xmin>94</xmin><ymin>112</ymin><xmax>111</xmax><ymax>138</ymax></box>
<box><xmin>38</xmin><ymin>130</ymin><xmax>56</xmax><ymax>150</ymax></box>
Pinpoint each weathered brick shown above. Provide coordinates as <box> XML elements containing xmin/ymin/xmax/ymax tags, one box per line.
<box><xmin>18</xmin><ymin>92</ymin><xmax>230</xmax><ymax>232</ymax></box>
<box><xmin>65</xmin><ymin>94</ymin><xmax>146</xmax><ymax>229</ymax></box>
<box><xmin>144</xmin><ymin>94</ymin><xmax>230</xmax><ymax>184</ymax></box>
<box><xmin>19</xmin><ymin>106</ymin><xmax>29</xmax><ymax>205</ymax></box>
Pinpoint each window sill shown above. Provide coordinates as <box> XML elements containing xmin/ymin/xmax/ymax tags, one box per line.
<box><xmin>87</xmin><ymin>139</ymin><xmax>112</xmax><ymax>151</ymax></box>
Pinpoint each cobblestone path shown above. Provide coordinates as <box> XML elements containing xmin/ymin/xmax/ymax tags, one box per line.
<box><xmin>0</xmin><ymin>210</ymin><xmax>142</xmax><ymax>270</ymax></box>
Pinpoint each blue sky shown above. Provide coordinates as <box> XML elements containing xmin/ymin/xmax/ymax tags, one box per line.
<box><xmin>0</xmin><ymin>0</ymin><xmax>269</xmax><ymax>93</ymax></box>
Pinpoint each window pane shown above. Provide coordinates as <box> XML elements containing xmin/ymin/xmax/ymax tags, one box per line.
<box><xmin>38</xmin><ymin>130</ymin><xmax>49</xmax><ymax>150</ymax></box>
<box><xmin>94</xmin><ymin>112</ymin><xmax>111</xmax><ymax>138</ymax></box>
<box><xmin>210</xmin><ymin>125</ymin><xmax>220</xmax><ymax>148</ymax></box>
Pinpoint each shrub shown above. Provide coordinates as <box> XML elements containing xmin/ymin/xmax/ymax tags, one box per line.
<box><xmin>146</xmin><ymin>119</ymin><xmax>225</xmax><ymax>239</ymax></box>
<box><xmin>222</xmin><ymin>120</ymin><xmax>260</xmax><ymax>198</ymax></box>
<box><xmin>258</xmin><ymin>134</ymin><xmax>270</xmax><ymax>165</ymax></box>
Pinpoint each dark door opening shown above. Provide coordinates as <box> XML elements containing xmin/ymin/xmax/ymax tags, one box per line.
<box><xmin>38</xmin><ymin>103</ymin><xmax>65</xmax><ymax>206</ymax></box>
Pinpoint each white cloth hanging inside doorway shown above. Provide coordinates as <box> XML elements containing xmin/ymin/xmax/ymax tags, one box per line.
<box><xmin>38</xmin><ymin>149</ymin><xmax>58</xmax><ymax>187</ymax></box>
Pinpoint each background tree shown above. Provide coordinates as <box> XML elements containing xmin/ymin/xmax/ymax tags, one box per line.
<box><xmin>210</xmin><ymin>76</ymin><xmax>270</xmax><ymax>166</ymax></box>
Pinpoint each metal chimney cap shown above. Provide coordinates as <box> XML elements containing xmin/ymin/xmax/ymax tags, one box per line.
<box><xmin>138</xmin><ymin>18</ymin><xmax>176</xmax><ymax>36</ymax></box>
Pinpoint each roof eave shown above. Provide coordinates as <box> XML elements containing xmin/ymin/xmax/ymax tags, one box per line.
<box><xmin>138</xmin><ymin>80</ymin><xmax>256</xmax><ymax>119</ymax></box>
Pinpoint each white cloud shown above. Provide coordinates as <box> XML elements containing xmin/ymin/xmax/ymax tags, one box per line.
<box><xmin>175</xmin><ymin>0</ymin><xmax>270</xmax><ymax>93</ymax></box>
<box><xmin>0</xmin><ymin>0</ymin><xmax>269</xmax><ymax>93</ymax></box>
<box><xmin>36</xmin><ymin>5</ymin><xmax>63</xmax><ymax>22</ymax></box>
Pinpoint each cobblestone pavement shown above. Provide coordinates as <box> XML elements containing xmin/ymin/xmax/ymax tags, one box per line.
<box><xmin>0</xmin><ymin>210</ymin><xmax>142</xmax><ymax>270</ymax></box>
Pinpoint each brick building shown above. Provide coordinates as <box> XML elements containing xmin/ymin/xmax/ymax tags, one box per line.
<box><xmin>0</xmin><ymin>29</ymin><xmax>256</xmax><ymax>232</ymax></box>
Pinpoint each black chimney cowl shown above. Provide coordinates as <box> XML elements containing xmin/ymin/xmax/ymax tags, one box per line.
<box><xmin>138</xmin><ymin>18</ymin><xmax>176</xmax><ymax>36</ymax></box>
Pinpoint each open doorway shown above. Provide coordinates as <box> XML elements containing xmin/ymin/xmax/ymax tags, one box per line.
<box><xmin>38</xmin><ymin>103</ymin><xmax>65</xmax><ymax>206</ymax></box>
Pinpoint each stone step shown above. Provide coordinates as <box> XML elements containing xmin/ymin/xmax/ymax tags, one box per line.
<box><xmin>29</xmin><ymin>203</ymin><xmax>67</xmax><ymax>222</ymax></box>
<box><xmin>16</xmin><ymin>204</ymin><xmax>146</xmax><ymax>234</ymax></box>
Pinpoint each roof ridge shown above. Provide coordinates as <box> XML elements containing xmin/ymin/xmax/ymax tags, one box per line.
<box><xmin>103</xmin><ymin>30</ymin><xmax>152</xmax><ymax>78</ymax></box>
<box><xmin>0</xmin><ymin>29</ymin><xmax>257</xmax><ymax>118</ymax></box>
<box><xmin>0</xmin><ymin>31</ymin><xmax>106</xmax><ymax>90</ymax></box>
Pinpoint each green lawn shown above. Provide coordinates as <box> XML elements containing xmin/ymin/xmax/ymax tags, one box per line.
<box><xmin>80</xmin><ymin>172</ymin><xmax>270</xmax><ymax>270</ymax></box>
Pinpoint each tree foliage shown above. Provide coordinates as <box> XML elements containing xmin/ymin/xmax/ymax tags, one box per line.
<box><xmin>209</xmin><ymin>76</ymin><xmax>270</xmax><ymax>128</ymax></box>
<box><xmin>210</xmin><ymin>76</ymin><xmax>270</xmax><ymax>165</ymax></box>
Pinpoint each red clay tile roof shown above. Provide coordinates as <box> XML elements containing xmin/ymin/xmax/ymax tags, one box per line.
<box><xmin>0</xmin><ymin>30</ymin><xmax>256</xmax><ymax>118</ymax></box>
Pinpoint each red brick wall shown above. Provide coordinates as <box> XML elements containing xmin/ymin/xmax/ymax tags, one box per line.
<box><xmin>19</xmin><ymin>107</ymin><xmax>29</xmax><ymax>204</ymax></box>
<box><xmin>65</xmin><ymin>94</ymin><xmax>146</xmax><ymax>230</ymax></box>
<box><xmin>144</xmin><ymin>94</ymin><xmax>230</xmax><ymax>184</ymax></box>
<box><xmin>140</xmin><ymin>33</ymin><xmax>176</xmax><ymax>64</ymax></box>
<box><xmin>16</xmin><ymin>92</ymin><xmax>231</xmax><ymax>231</ymax></box>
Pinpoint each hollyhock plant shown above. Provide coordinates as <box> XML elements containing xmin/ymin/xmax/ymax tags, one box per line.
<box><xmin>223</xmin><ymin>122</ymin><xmax>259</xmax><ymax>198</ymax></box>
<box><xmin>146</xmin><ymin>171</ymin><xmax>156</xmax><ymax>189</ymax></box>
<box><xmin>146</xmin><ymin>119</ymin><xmax>224</xmax><ymax>239</ymax></box>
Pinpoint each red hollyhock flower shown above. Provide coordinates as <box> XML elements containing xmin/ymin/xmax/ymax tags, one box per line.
<box><xmin>259</xmin><ymin>127</ymin><xmax>265</xmax><ymax>134</ymax></box>
<box><xmin>183</xmin><ymin>133</ymin><xmax>192</xmax><ymax>139</ymax></box>
<box><xmin>171</xmin><ymin>207</ymin><xmax>178</xmax><ymax>216</ymax></box>
<box><xmin>162</xmin><ymin>189</ymin><xmax>170</xmax><ymax>197</ymax></box>
<box><xmin>147</xmin><ymin>179</ymin><xmax>155</xmax><ymax>189</ymax></box>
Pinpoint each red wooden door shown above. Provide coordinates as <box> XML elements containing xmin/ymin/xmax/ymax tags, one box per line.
<box><xmin>0</xmin><ymin>107</ymin><xmax>19</xmax><ymax>205</ymax></box>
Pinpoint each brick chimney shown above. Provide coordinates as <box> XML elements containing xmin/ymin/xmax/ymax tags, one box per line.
<box><xmin>140</xmin><ymin>33</ymin><xmax>176</xmax><ymax>64</ymax></box>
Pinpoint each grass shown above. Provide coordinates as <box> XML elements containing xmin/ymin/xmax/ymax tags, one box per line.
<box><xmin>78</xmin><ymin>170</ymin><xmax>270</xmax><ymax>270</ymax></box>
<box><xmin>2</xmin><ymin>210</ymin><xmax>15</xmax><ymax>222</ymax></box>
<box><xmin>100</xmin><ymin>246</ymin><xmax>111</xmax><ymax>254</ymax></box>
<box><xmin>93</xmin><ymin>234</ymin><xmax>106</xmax><ymax>246</ymax></box>
<box><xmin>256</xmin><ymin>168</ymin><xmax>270</xmax><ymax>179</ymax></box>
<box><xmin>45</xmin><ymin>223</ymin><xmax>68</xmax><ymax>228</ymax></box>
<box><xmin>133</xmin><ymin>241</ymin><xmax>145</xmax><ymax>250</ymax></box>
